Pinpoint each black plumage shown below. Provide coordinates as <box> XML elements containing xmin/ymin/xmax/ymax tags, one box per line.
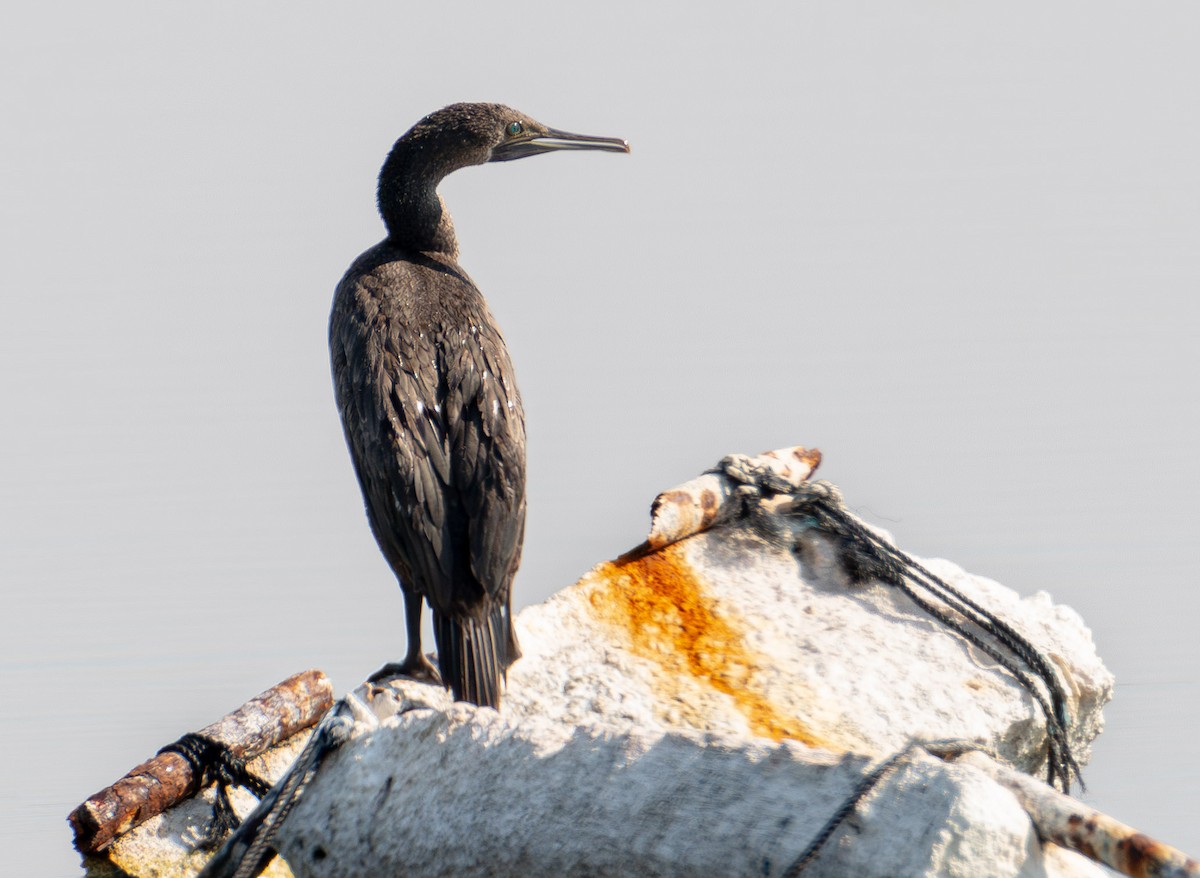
<box><xmin>330</xmin><ymin>103</ymin><xmax>628</xmax><ymax>707</ymax></box>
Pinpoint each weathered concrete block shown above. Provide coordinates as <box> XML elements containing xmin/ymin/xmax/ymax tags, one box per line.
<box><xmin>88</xmin><ymin>455</ymin><xmax>1121</xmax><ymax>878</ymax></box>
<box><xmin>272</xmin><ymin>507</ymin><xmax>1113</xmax><ymax>877</ymax></box>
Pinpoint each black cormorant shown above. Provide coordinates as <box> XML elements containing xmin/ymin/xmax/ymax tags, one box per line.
<box><xmin>330</xmin><ymin>103</ymin><xmax>629</xmax><ymax>707</ymax></box>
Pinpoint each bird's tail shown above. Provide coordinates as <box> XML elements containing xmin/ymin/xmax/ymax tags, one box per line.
<box><xmin>432</xmin><ymin>603</ymin><xmax>517</xmax><ymax>708</ymax></box>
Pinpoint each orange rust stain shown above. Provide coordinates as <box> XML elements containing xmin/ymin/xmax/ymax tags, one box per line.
<box><xmin>794</xmin><ymin>447</ymin><xmax>822</xmax><ymax>470</ymax></box>
<box><xmin>589</xmin><ymin>543</ymin><xmax>824</xmax><ymax>747</ymax></box>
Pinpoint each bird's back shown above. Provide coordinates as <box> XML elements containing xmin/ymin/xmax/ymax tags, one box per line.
<box><xmin>330</xmin><ymin>242</ymin><xmax>527</xmax><ymax>625</ymax></box>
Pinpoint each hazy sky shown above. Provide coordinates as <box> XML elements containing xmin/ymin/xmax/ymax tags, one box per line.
<box><xmin>3</xmin><ymin>3</ymin><xmax>1198</xmax><ymax>873</ymax></box>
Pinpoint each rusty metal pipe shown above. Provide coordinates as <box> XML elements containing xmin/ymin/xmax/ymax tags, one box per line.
<box><xmin>645</xmin><ymin>446</ymin><xmax>822</xmax><ymax>551</ymax></box>
<box><xmin>69</xmin><ymin>669</ymin><xmax>333</xmax><ymax>854</ymax></box>
<box><xmin>956</xmin><ymin>750</ymin><xmax>1200</xmax><ymax>878</ymax></box>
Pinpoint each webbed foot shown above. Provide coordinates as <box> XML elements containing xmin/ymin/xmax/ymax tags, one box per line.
<box><xmin>368</xmin><ymin>654</ymin><xmax>442</xmax><ymax>686</ymax></box>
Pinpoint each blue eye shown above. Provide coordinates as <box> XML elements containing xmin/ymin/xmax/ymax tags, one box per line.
<box><xmin>506</xmin><ymin>121</ymin><xmax>523</xmax><ymax>136</ymax></box>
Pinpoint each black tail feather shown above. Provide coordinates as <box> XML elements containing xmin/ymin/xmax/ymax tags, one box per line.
<box><xmin>479</xmin><ymin>613</ymin><xmax>496</xmax><ymax>706</ymax></box>
<box><xmin>432</xmin><ymin>605</ymin><xmax>512</xmax><ymax>708</ymax></box>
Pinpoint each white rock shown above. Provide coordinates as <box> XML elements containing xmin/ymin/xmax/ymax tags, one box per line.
<box><xmin>270</xmin><ymin>507</ymin><xmax>1113</xmax><ymax>878</ymax></box>
<box><xmin>505</xmin><ymin>523</ymin><xmax>1109</xmax><ymax>775</ymax></box>
<box><xmin>275</xmin><ymin>689</ymin><xmax>1108</xmax><ymax>877</ymax></box>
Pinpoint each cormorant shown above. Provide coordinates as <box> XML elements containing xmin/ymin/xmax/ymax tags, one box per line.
<box><xmin>330</xmin><ymin>103</ymin><xmax>629</xmax><ymax>707</ymax></box>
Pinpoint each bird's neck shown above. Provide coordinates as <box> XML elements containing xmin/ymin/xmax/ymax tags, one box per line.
<box><xmin>377</xmin><ymin>145</ymin><xmax>460</xmax><ymax>259</ymax></box>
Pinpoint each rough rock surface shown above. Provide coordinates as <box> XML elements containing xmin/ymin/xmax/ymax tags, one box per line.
<box><xmin>276</xmin><ymin>691</ymin><xmax>1107</xmax><ymax>878</ymax></box>
<box><xmin>269</xmin><ymin>510</ymin><xmax>1113</xmax><ymax>877</ymax></box>
<box><xmin>506</xmin><ymin>523</ymin><xmax>1109</xmax><ymax>775</ymax></box>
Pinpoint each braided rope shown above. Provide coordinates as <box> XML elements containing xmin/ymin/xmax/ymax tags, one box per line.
<box><xmin>158</xmin><ymin>733</ymin><xmax>272</xmax><ymax>849</ymax></box>
<box><xmin>779</xmin><ymin>483</ymin><xmax>1080</xmax><ymax>793</ymax></box>
<box><xmin>783</xmin><ymin>747</ymin><xmax>915</xmax><ymax>876</ymax></box>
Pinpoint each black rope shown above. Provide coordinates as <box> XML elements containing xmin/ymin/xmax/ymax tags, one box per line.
<box><xmin>159</xmin><ymin>732</ymin><xmax>272</xmax><ymax>849</ymax></box>
<box><xmin>197</xmin><ymin>701</ymin><xmax>357</xmax><ymax>878</ymax></box>
<box><xmin>810</xmin><ymin>498</ymin><xmax>1079</xmax><ymax>786</ymax></box>
<box><xmin>775</xmin><ymin>481</ymin><xmax>1081</xmax><ymax>793</ymax></box>
<box><xmin>783</xmin><ymin>747</ymin><xmax>914</xmax><ymax>876</ymax></box>
<box><xmin>887</xmin><ymin>574</ymin><xmax>1079</xmax><ymax>792</ymax></box>
<box><xmin>843</xmin><ymin>510</ymin><xmax>1070</xmax><ymax>733</ymax></box>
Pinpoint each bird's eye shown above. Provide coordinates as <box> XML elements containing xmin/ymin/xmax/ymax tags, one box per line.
<box><xmin>506</xmin><ymin>121</ymin><xmax>523</xmax><ymax>137</ymax></box>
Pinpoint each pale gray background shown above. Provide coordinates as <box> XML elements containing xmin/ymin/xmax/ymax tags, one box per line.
<box><xmin>3</xmin><ymin>3</ymin><xmax>1198</xmax><ymax>874</ymax></box>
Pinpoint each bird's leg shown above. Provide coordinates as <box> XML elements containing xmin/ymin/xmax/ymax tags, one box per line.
<box><xmin>367</xmin><ymin>591</ymin><xmax>442</xmax><ymax>685</ymax></box>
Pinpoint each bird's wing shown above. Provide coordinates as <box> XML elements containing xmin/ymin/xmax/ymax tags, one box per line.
<box><xmin>331</xmin><ymin>259</ymin><xmax>526</xmax><ymax>615</ymax></box>
<box><xmin>330</xmin><ymin>273</ymin><xmax>455</xmax><ymax>600</ymax></box>
<box><xmin>441</xmin><ymin>312</ymin><xmax>527</xmax><ymax>610</ymax></box>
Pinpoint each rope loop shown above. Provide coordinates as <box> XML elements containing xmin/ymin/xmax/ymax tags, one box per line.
<box><xmin>159</xmin><ymin>732</ymin><xmax>272</xmax><ymax>849</ymax></box>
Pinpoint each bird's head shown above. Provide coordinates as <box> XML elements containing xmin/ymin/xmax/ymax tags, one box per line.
<box><xmin>400</xmin><ymin>102</ymin><xmax>630</xmax><ymax>172</ymax></box>
<box><xmin>377</xmin><ymin>103</ymin><xmax>629</xmax><ymax>253</ymax></box>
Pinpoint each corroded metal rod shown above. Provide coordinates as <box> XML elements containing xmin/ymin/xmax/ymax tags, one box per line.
<box><xmin>957</xmin><ymin>750</ymin><xmax>1200</xmax><ymax>878</ymax></box>
<box><xmin>645</xmin><ymin>446</ymin><xmax>822</xmax><ymax>551</ymax></box>
<box><xmin>68</xmin><ymin>669</ymin><xmax>333</xmax><ymax>854</ymax></box>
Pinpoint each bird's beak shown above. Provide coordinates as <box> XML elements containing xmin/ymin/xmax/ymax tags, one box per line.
<box><xmin>490</xmin><ymin>127</ymin><xmax>631</xmax><ymax>162</ymax></box>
